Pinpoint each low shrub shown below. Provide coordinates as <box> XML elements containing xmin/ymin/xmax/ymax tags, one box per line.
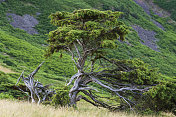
<box><xmin>51</xmin><ymin>86</ymin><xmax>70</xmax><ymax>107</ymax></box>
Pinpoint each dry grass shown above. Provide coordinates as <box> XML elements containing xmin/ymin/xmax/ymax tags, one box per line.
<box><xmin>0</xmin><ymin>100</ymin><xmax>175</xmax><ymax>117</ymax></box>
<box><xmin>0</xmin><ymin>65</ymin><xmax>16</xmax><ymax>73</ymax></box>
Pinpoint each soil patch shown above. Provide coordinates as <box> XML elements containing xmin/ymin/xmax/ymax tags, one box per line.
<box><xmin>0</xmin><ymin>65</ymin><xmax>16</xmax><ymax>73</ymax></box>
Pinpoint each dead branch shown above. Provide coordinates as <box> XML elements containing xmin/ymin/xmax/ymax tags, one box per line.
<box><xmin>16</xmin><ymin>62</ymin><xmax>54</xmax><ymax>104</ymax></box>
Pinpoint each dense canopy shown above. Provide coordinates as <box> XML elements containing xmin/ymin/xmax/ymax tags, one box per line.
<box><xmin>46</xmin><ymin>9</ymin><xmax>129</xmax><ymax>57</ymax></box>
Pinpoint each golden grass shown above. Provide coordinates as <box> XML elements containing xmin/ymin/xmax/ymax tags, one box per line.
<box><xmin>0</xmin><ymin>100</ymin><xmax>175</xmax><ymax>117</ymax></box>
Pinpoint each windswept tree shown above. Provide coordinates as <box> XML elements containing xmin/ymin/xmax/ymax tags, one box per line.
<box><xmin>46</xmin><ymin>9</ymin><xmax>159</xmax><ymax>111</ymax></box>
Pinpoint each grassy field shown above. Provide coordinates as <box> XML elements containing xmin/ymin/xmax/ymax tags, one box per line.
<box><xmin>0</xmin><ymin>100</ymin><xmax>175</xmax><ymax>117</ymax></box>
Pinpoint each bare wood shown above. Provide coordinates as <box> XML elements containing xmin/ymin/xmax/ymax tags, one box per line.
<box><xmin>67</xmin><ymin>72</ymin><xmax>82</xmax><ymax>86</ymax></box>
<box><xmin>29</xmin><ymin>61</ymin><xmax>45</xmax><ymax>78</ymax></box>
<box><xmin>16</xmin><ymin>62</ymin><xmax>54</xmax><ymax>104</ymax></box>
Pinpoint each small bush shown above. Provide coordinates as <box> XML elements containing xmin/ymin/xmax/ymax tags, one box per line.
<box><xmin>135</xmin><ymin>81</ymin><xmax>176</xmax><ymax>115</ymax></box>
<box><xmin>51</xmin><ymin>86</ymin><xmax>70</xmax><ymax>107</ymax></box>
<box><xmin>3</xmin><ymin>60</ymin><xmax>16</xmax><ymax>67</ymax></box>
<box><xmin>0</xmin><ymin>71</ymin><xmax>10</xmax><ymax>84</ymax></box>
<box><xmin>146</xmin><ymin>82</ymin><xmax>176</xmax><ymax>113</ymax></box>
<box><xmin>0</xmin><ymin>93</ymin><xmax>14</xmax><ymax>99</ymax></box>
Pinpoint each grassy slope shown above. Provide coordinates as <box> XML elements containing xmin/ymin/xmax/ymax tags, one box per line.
<box><xmin>0</xmin><ymin>29</ymin><xmax>75</xmax><ymax>80</ymax></box>
<box><xmin>154</xmin><ymin>0</ymin><xmax>176</xmax><ymax>21</ymax></box>
<box><xmin>0</xmin><ymin>0</ymin><xmax>176</xmax><ymax>98</ymax></box>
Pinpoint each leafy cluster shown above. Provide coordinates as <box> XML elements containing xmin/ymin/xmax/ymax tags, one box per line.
<box><xmin>51</xmin><ymin>87</ymin><xmax>70</xmax><ymax>107</ymax></box>
<box><xmin>109</xmin><ymin>59</ymin><xmax>159</xmax><ymax>85</ymax></box>
<box><xmin>97</xmin><ymin>58</ymin><xmax>175</xmax><ymax>114</ymax></box>
<box><xmin>145</xmin><ymin>82</ymin><xmax>176</xmax><ymax>113</ymax></box>
<box><xmin>46</xmin><ymin>9</ymin><xmax>129</xmax><ymax>57</ymax></box>
<box><xmin>0</xmin><ymin>71</ymin><xmax>11</xmax><ymax>84</ymax></box>
<box><xmin>134</xmin><ymin>81</ymin><xmax>176</xmax><ymax>115</ymax></box>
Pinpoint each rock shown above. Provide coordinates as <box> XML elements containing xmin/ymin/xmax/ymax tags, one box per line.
<box><xmin>133</xmin><ymin>0</ymin><xmax>150</xmax><ymax>15</ymax></box>
<box><xmin>147</xmin><ymin>0</ymin><xmax>170</xmax><ymax>17</ymax></box>
<box><xmin>36</xmin><ymin>12</ymin><xmax>41</xmax><ymax>16</ymax></box>
<box><xmin>151</xmin><ymin>19</ymin><xmax>165</xmax><ymax>30</ymax></box>
<box><xmin>132</xmin><ymin>25</ymin><xmax>159</xmax><ymax>52</ymax></box>
<box><xmin>0</xmin><ymin>0</ymin><xmax>5</xmax><ymax>3</ymax></box>
<box><xmin>133</xmin><ymin>0</ymin><xmax>170</xmax><ymax>18</ymax></box>
<box><xmin>7</xmin><ymin>13</ymin><xmax>39</xmax><ymax>35</ymax></box>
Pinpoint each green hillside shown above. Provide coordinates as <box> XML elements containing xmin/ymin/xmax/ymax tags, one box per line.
<box><xmin>0</xmin><ymin>0</ymin><xmax>176</xmax><ymax>100</ymax></box>
<box><xmin>154</xmin><ymin>0</ymin><xmax>176</xmax><ymax>21</ymax></box>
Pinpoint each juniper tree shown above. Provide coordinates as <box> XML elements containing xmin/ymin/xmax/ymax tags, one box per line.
<box><xmin>46</xmin><ymin>9</ymin><xmax>158</xmax><ymax>110</ymax></box>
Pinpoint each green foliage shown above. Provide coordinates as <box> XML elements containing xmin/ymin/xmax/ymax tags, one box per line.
<box><xmin>94</xmin><ymin>58</ymin><xmax>175</xmax><ymax>114</ymax></box>
<box><xmin>112</xmin><ymin>59</ymin><xmax>159</xmax><ymax>85</ymax></box>
<box><xmin>0</xmin><ymin>83</ymin><xmax>26</xmax><ymax>98</ymax></box>
<box><xmin>46</xmin><ymin>9</ymin><xmax>129</xmax><ymax>57</ymax></box>
<box><xmin>0</xmin><ymin>93</ymin><xmax>14</xmax><ymax>99</ymax></box>
<box><xmin>0</xmin><ymin>0</ymin><xmax>175</xmax><ymax>78</ymax></box>
<box><xmin>0</xmin><ymin>71</ymin><xmax>12</xmax><ymax>84</ymax></box>
<box><xmin>154</xmin><ymin>0</ymin><xmax>176</xmax><ymax>21</ymax></box>
<box><xmin>51</xmin><ymin>86</ymin><xmax>70</xmax><ymax>107</ymax></box>
<box><xmin>138</xmin><ymin>81</ymin><xmax>176</xmax><ymax>115</ymax></box>
<box><xmin>0</xmin><ymin>29</ymin><xmax>75</xmax><ymax>80</ymax></box>
<box><xmin>0</xmin><ymin>72</ymin><xmax>25</xmax><ymax>100</ymax></box>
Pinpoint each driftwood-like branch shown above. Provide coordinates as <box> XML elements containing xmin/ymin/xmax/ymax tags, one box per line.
<box><xmin>16</xmin><ymin>70</ymin><xmax>24</xmax><ymax>86</ymax></box>
<box><xmin>67</xmin><ymin>72</ymin><xmax>83</xmax><ymax>86</ymax></box>
<box><xmin>78</xmin><ymin>87</ymin><xmax>99</xmax><ymax>92</ymax></box>
<box><xmin>29</xmin><ymin>61</ymin><xmax>44</xmax><ymax>78</ymax></box>
<box><xmin>16</xmin><ymin>62</ymin><xmax>54</xmax><ymax>104</ymax></box>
